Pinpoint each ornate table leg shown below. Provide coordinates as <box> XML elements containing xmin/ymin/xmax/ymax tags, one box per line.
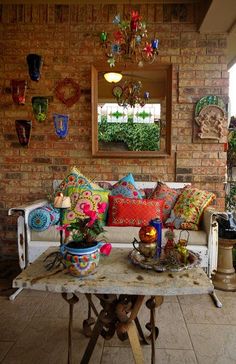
<box><xmin>62</xmin><ymin>293</ymin><xmax>79</xmax><ymax>364</ymax></box>
<box><xmin>81</xmin><ymin>294</ymin><xmax>161</xmax><ymax>364</ymax></box>
<box><xmin>146</xmin><ymin>296</ymin><xmax>163</xmax><ymax>364</ymax></box>
<box><xmin>134</xmin><ymin>295</ymin><xmax>163</xmax><ymax>363</ymax></box>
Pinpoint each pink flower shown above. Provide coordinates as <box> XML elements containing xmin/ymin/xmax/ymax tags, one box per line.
<box><xmin>56</xmin><ymin>224</ymin><xmax>70</xmax><ymax>238</ymax></box>
<box><xmin>82</xmin><ymin>203</ymin><xmax>91</xmax><ymax>213</ymax></box>
<box><xmin>100</xmin><ymin>243</ymin><xmax>112</xmax><ymax>256</ymax></box>
<box><xmin>97</xmin><ymin>202</ymin><xmax>107</xmax><ymax>213</ymax></box>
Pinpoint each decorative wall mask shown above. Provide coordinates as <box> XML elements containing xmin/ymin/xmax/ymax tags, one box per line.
<box><xmin>195</xmin><ymin>96</ymin><xmax>226</xmax><ymax>141</ymax></box>
<box><xmin>55</xmin><ymin>78</ymin><xmax>81</xmax><ymax>107</ymax></box>
<box><xmin>26</xmin><ymin>53</ymin><xmax>43</xmax><ymax>81</ymax></box>
<box><xmin>15</xmin><ymin>120</ymin><xmax>32</xmax><ymax>147</ymax></box>
<box><xmin>11</xmin><ymin>80</ymin><xmax>27</xmax><ymax>104</ymax></box>
<box><xmin>32</xmin><ymin>96</ymin><xmax>49</xmax><ymax>122</ymax></box>
<box><xmin>53</xmin><ymin>113</ymin><xmax>69</xmax><ymax>138</ymax></box>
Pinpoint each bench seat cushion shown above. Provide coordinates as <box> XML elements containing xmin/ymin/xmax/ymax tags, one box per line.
<box><xmin>31</xmin><ymin>225</ymin><xmax>207</xmax><ymax>246</ymax></box>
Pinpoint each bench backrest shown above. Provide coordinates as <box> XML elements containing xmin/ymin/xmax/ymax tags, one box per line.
<box><xmin>53</xmin><ymin>180</ymin><xmax>190</xmax><ymax>191</ymax></box>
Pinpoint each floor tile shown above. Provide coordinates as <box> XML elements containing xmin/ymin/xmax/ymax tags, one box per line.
<box><xmin>1</xmin><ymin>317</ymin><xmax>104</xmax><ymax>364</ymax></box>
<box><xmin>104</xmin><ymin>302</ymin><xmax>193</xmax><ymax>350</ymax></box>
<box><xmin>101</xmin><ymin>346</ymin><xmax>198</xmax><ymax>364</ymax></box>
<box><xmin>180</xmin><ymin>296</ymin><xmax>236</xmax><ymax>325</ymax></box>
<box><xmin>0</xmin><ymin>295</ymin><xmax>47</xmax><ymax>341</ymax></box>
<box><xmin>0</xmin><ymin>341</ymin><xmax>14</xmax><ymax>362</ymax></box>
<box><xmin>187</xmin><ymin>323</ymin><xmax>236</xmax><ymax>364</ymax></box>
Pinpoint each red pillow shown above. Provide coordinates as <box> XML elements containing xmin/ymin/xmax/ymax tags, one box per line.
<box><xmin>107</xmin><ymin>195</ymin><xmax>164</xmax><ymax>227</ymax></box>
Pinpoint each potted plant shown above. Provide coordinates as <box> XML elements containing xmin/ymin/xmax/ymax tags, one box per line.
<box><xmin>60</xmin><ymin>202</ymin><xmax>111</xmax><ymax>277</ymax></box>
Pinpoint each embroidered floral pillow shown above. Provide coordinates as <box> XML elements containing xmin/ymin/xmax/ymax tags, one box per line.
<box><xmin>169</xmin><ymin>187</ymin><xmax>216</xmax><ymax>231</ymax></box>
<box><xmin>111</xmin><ymin>173</ymin><xmax>142</xmax><ymax>199</ymax></box>
<box><xmin>107</xmin><ymin>195</ymin><xmax>164</xmax><ymax>227</ymax></box>
<box><xmin>56</xmin><ymin>166</ymin><xmax>102</xmax><ymax>195</ymax></box>
<box><xmin>63</xmin><ymin>187</ymin><xmax>110</xmax><ymax>225</ymax></box>
<box><xmin>150</xmin><ymin>182</ymin><xmax>182</xmax><ymax>222</ymax></box>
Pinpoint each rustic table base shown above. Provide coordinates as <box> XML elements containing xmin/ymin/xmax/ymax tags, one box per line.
<box><xmin>212</xmin><ymin>238</ymin><xmax>236</xmax><ymax>291</ymax></box>
<box><xmin>62</xmin><ymin>293</ymin><xmax>162</xmax><ymax>364</ymax></box>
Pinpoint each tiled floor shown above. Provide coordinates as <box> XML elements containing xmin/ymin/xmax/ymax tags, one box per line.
<box><xmin>0</xmin><ymin>288</ymin><xmax>236</xmax><ymax>364</ymax></box>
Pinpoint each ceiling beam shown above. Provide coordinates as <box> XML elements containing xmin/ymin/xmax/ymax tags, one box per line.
<box><xmin>0</xmin><ymin>0</ymin><xmax>202</xmax><ymax>4</ymax></box>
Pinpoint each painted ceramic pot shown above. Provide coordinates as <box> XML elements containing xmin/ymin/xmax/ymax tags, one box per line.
<box><xmin>60</xmin><ymin>241</ymin><xmax>104</xmax><ymax>277</ymax></box>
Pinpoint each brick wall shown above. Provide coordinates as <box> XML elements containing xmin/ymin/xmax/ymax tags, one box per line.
<box><xmin>0</xmin><ymin>3</ymin><xmax>228</xmax><ymax>257</ymax></box>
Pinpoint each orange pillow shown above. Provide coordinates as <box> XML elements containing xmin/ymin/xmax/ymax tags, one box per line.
<box><xmin>107</xmin><ymin>195</ymin><xmax>164</xmax><ymax>227</ymax></box>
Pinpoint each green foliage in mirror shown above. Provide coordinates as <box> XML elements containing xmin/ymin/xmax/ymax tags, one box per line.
<box><xmin>98</xmin><ymin>118</ymin><xmax>160</xmax><ymax>151</ymax></box>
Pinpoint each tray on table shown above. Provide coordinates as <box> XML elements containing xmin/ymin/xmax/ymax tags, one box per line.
<box><xmin>129</xmin><ymin>249</ymin><xmax>201</xmax><ymax>272</ymax></box>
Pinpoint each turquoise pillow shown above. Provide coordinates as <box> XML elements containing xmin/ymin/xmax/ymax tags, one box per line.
<box><xmin>111</xmin><ymin>173</ymin><xmax>142</xmax><ymax>199</ymax></box>
<box><xmin>29</xmin><ymin>204</ymin><xmax>60</xmax><ymax>232</ymax></box>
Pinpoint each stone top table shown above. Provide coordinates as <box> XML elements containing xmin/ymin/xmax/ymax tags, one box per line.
<box><xmin>13</xmin><ymin>248</ymin><xmax>213</xmax><ymax>296</ymax></box>
<box><xmin>13</xmin><ymin>248</ymin><xmax>214</xmax><ymax>364</ymax></box>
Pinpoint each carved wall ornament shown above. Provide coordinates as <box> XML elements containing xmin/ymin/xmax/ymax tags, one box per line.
<box><xmin>195</xmin><ymin>105</ymin><xmax>225</xmax><ymax>140</ymax></box>
<box><xmin>194</xmin><ymin>96</ymin><xmax>227</xmax><ymax>141</ymax></box>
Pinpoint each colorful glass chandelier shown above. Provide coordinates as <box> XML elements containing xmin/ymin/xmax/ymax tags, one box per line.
<box><xmin>112</xmin><ymin>80</ymin><xmax>150</xmax><ymax>108</ymax></box>
<box><xmin>100</xmin><ymin>10</ymin><xmax>159</xmax><ymax>68</ymax></box>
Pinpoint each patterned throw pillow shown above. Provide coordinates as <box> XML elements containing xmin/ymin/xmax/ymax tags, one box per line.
<box><xmin>167</xmin><ymin>187</ymin><xmax>216</xmax><ymax>231</ymax></box>
<box><xmin>63</xmin><ymin>187</ymin><xmax>110</xmax><ymax>224</ymax></box>
<box><xmin>56</xmin><ymin>166</ymin><xmax>101</xmax><ymax>195</ymax></box>
<box><xmin>150</xmin><ymin>182</ymin><xmax>182</xmax><ymax>222</ymax></box>
<box><xmin>107</xmin><ymin>195</ymin><xmax>164</xmax><ymax>227</ymax></box>
<box><xmin>111</xmin><ymin>173</ymin><xmax>142</xmax><ymax>199</ymax></box>
<box><xmin>29</xmin><ymin>204</ymin><xmax>60</xmax><ymax>232</ymax></box>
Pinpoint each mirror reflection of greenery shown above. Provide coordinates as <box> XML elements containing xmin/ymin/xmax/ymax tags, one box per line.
<box><xmin>228</xmin><ymin>130</ymin><xmax>236</xmax><ymax>169</ymax></box>
<box><xmin>227</xmin><ymin>130</ymin><xmax>236</xmax><ymax>211</ymax></box>
<box><xmin>226</xmin><ymin>183</ymin><xmax>236</xmax><ymax>211</ymax></box>
<box><xmin>98</xmin><ymin>118</ymin><xmax>160</xmax><ymax>151</ymax></box>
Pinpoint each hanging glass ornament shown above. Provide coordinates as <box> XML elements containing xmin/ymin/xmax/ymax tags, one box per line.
<box><xmin>26</xmin><ymin>54</ymin><xmax>43</xmax><ymax>81</ymax></box>
<box><xmin>32</xmin><ymin>96</ymin><xmax>49</xmax><ymax>122</ymax></box>
<box><xmin>11</xmin><ymin>80</ymin><xmax>27</xmax><ymax>105</ymax></box>
<box><xmin>53</xmin><ymin>113</ymin><xmax>69</xmax><ymax>138</ymax></box>
<box><xmin>15</xmin><ymin>120</ymin><xmax>32</xmax><ymax>147</ymax></box>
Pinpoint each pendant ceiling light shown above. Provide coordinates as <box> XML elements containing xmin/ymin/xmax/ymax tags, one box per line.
<box><xmin>104</xmin><ymin>72</ymin><xmax>123</xmax><ymax>83</ymax></box>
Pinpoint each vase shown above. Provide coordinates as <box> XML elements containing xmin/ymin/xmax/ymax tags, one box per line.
<box><xmin>60</xmin><ymin>241</ymin><xmax>104</xmax><ymax>277</ymax></box>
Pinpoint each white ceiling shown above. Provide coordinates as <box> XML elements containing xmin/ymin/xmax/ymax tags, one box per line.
<box><xmin>199</xmin><ymin>0</ymin><xmax>236</xmax><ymax>67</ymax></box>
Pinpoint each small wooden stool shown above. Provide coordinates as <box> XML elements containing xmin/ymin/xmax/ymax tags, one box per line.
<box><xmin>212</xmin><ymin>238</ymin><xmax>236</xmax><ymax>291</ymax></box>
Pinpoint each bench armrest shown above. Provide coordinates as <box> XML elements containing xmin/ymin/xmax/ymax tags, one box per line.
<box><xmin>202</xmin><ymin>207</ymin><xmax>226</xmax><ymax>276</ymax></box>
<box><xmin>8</xmin><ymin>199</ymin><xmax>49</xmax><ymax>269</ymax></box>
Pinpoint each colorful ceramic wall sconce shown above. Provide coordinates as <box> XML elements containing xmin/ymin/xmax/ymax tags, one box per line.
<box><xmin>32</xmin><ymin>96</ymin><xmax>49</xmax><ymax>122</ymax></box>
<box><xmin>15</xmin><ymin>120</ymin><xmax>32</xmax><ymax>147</ymax></box>
<box><xmin>55</xmin><ymin>78</ymin><xmax>81</xmax><ymax>107</ymax></box>
<box><xmin>53</xmin><ymin>113</ymin><xmax>69</xmax><ymax>138</ymax></box>
<box><xmin>11</xmin><ymin>80</ymin><xmax>27</xmax><ymax>105</ymax></box>
<box><xmin>26</xmin><ymin>53</ymin><xmax>43</xmax><ymax>81</ymax></box>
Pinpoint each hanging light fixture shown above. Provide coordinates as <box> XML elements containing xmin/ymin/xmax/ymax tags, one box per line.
<box><xmin>104</xmin><ymin>72</ymin><xmax>123</xmax><ymax>83</ymax></box>
<box><xmin>100</xmin><ymin>10</ymin><xmax>159</xmax><ymax>68</ymax></box>
<box><xmin>112</xmin><ymin>80</ymin><xmax>150</xmax><ymax>108</ymax></box>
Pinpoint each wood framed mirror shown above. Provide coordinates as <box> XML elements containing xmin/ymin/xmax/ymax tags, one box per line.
<box><xmin>92</xmin><ymin>63</ymin><xmax>172</xmax><ymax>158</ymax></box>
